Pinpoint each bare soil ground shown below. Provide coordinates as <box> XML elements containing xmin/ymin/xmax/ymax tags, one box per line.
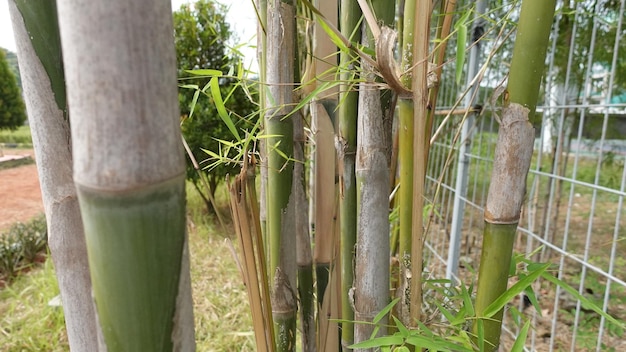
<box><xmin>0</xmin><ymin>149</ymin><xmax>43</xmax><ymax>232</ymax></box>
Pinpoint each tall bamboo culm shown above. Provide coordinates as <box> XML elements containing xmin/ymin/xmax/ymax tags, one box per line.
<box><xmin>473</xmin><ymin>1</ymin><xmax>556</xmax><ymax>351</ymax></box>
<box><xmin>309</xmin><ymin>1</ymin><xmax>340</xmax><ymax>350</ymax></box>
<box><xmin>408</xmin><ymin>0</ymin><xmax>432</xmax><ymax>327</ymax></box>
<box><xmin>353</xmin><ymin>0</ymin><xmax>394</xmax><ymax>345</ymax></box>
<box><xmin>8</xmin><ymin>1</ymin><xmax>99</xmax><ymax>350</ymax></box>
<box><xmin>338</xmin><ymin>1</ymin><xmax>361</xmax><ymax>350</ymax></box>
<box><xmin>265</xmin><ymin>0</ymin><xmax>298</xmax><ymax>350</ymax></box>
<box><xmin>56</xmin><ymin>0</ymin><xmax>195</xmax><ymax>350</ymax></box>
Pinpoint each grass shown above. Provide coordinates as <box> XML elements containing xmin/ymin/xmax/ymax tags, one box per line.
<box><xmin>0</xmin><ymin>181</ymin><xmax>255</xmax><ymax>351</ymax></box>
<box><xmin>0</xmin><ymin>126</ymin><xmax>33</xmax><ymax>147</ymax></box>
<box><xmin>0</xmin><ymin>258</ymin><xmax>67</xmax><ymax>351</ymax></box>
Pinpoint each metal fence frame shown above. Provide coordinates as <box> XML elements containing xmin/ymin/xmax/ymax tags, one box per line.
<box><xmin>425</xmin><ymin>0</ymin><xmax>626</xmax><ymax>350</ymax></box>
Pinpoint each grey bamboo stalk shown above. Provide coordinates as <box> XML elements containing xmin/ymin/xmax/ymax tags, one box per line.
<box><xmin>56</xmin><ymin>0</ymin><xmax>195</xmax><ymax>350</ymax></box>
<box><xmin>8</xmin><ymin>2</ymin><xmax>98</xmax><ymax>350</ymax></box>
<box><xmin>473</xmin><ymin>1</ymin><xmax>556</xmax><ymax>350</ymax></box>
<box><xmin>353</xmin><ymin>34</ymin><xmax>390</xmax><ymax>351</ymax></box>
<box><xmin>338</xmin><ymin>0</ymin><xmax>361</xmax><ymax>349</ymax></box>
<box><xmin>265</xmin><ymin>0</ymin><xmax>298</xmax><ymax>350</ymax></box>
<box><xmin>409</xmin><ymin>0</ymin><xmax>432</xmax><ymax>327</ymax></box>
<box><xmin>354</xmin><ymin>1</ymin><xmax>395</xmax><ymax>347</ymax></box>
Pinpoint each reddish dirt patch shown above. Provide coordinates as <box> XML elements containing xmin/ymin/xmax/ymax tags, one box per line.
<box><xmin>0</xmin><ymin>150</ymin><xmax>43</xmax><ymax>232</ymax></box>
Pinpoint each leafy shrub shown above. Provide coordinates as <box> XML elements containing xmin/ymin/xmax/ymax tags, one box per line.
<box><xmin>0</xmin><ymin>214</ymin><xmax>47</xmax><ymax>283</ymax></box>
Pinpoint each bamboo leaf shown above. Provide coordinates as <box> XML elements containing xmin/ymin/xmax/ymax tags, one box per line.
<box><xmin>209</xmin><ymin>76</ymin><xmax>241</xmax><ymax>141</ymax></box>
<box><xmin>392</xmin><ymin>316</ymin><xmax>410</xmax><ymax>338</ymax></box>
<box><xmin>542</xmin><ymin>273</ymin><xmax>625</xmax><ymax>328</ymax></box>
<box><xmin>476</xmin><ymin>318</ymin><xmax>485</xmax><ymax>352</ymax></box>
<box><xmin>460</xmin><ymin>282</ymin><xmax>475</xmax><ymax>317</ymax></box>
<box><xmin>524</xmin><ymin>283</ymin><xmax>541</xmax><ymax>314</ymax></box>
<box><xmin>483</xmin><ymin>262</ymin><xmax>550</xmax><ymax>318</ymax></box>
<box><xmin>189</xmin><ymin>88</ymin><xmax>200</xmax><ymax>119</ymax></box>
<box><xmin>179</xmin><ymin>84</ymin><xmax>199</xmax><ymax>90</ymax></box>
<box><xmin>455</xmin><ymin>23</ymin><xmax>467</xmax><ymax>85</ymax></box>
<box><xmin>373</xmin><ymin>297</ymin><xmax>400</xmax><ymax>324</ymax></box>
<box><xmin>405</xmin><ymin>335</ymin><xmax>467</xmax><ymax>351</ymax></box>
<box><xmin>394</xmin><ymin>347</ymin><xmax>410</xmax><ymax>352</ymax></box>
<box><xmin>350</xmin><ymin>335</ymin><xmax>404</xmax><ymax>348</ymax></box>
<box><xmin>434</xmin><ymin>301</ymin><xmax>456</xmax><ymax>324</ymax></box>
<box><xmin>511</xmin><ymin>319</ymin><xmax>531</xmax><ymax>352</ymax></box>
<box><xmin>184</xmin><ymin>68</ymin><xmax>223</xmax><ymax>77</ymax></box>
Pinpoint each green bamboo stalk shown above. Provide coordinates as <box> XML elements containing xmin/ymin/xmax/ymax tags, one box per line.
<box><xmin>396</xmin><ymin>0</ymin><xmax>416</xmax><ymax>324</ymax></box>
<box><xmin>409</xmin><ymin>0</ymin><xmax>432</xmax><ymax>327</ymax></box>
<box><xmin>338</xmin><ymin>0</ymin><xmax>361</xmax><ymax>349</ymax></box>
<box><xmin>265</xmin><ymin>0</ymin><xmax>297</xmax><ymax>350</ymax></box>
<box><xmin>473</xmin><ymin>1</ymin><xmax>556</xmax><ymax>350</ymax></box>
<box><xmin>57</xmin><ymin>0</ymin><xmax>195</xmax><ymax>350</ymax></box>
<box><xmin>256</xmin><ymin>0</ymin><xmax>269</xmax><ymax>266</ymax></box>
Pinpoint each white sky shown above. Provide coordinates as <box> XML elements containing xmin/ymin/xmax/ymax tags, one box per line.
<box><xmin>0</xmin><ymin>0</ymin><xmax>257</xmax><ymax>71</ymax></box>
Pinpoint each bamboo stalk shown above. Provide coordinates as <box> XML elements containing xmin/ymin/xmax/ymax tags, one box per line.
<box><xmin>265</xmin><ymin>0</ymin><xmax>298</xmax><ymax>349</ymax></box>
<box><xmin>8</xmin><ymin>1</ymin><xmax>98</xmax><ymax>349</ymax></box>
<box><xmin>338</xmin><ymin>0</ymin><xmax>361</xmax><ymax>349</ymax></box>
<box><xmin>409</xmin><ymin>0</ymin><xmax>432</xmax><ymax>327</ymax></box>
<box><xmin>396</xmin><ymin>0</ymin><xmax>416</xmax><ymax>324</ymax></box>
<box><xmin>57</xmin><ymin>0</ymin><xmax>196</xmax><ymax>349</ymax></box>
<box><xmin>473</xmin><ymin>1</ymin><xmax>556</xmax><ymax>350</ymax></box>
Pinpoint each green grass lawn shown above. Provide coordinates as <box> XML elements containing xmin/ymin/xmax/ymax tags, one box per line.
<box><xmin>0</xmin><ymin>125</ymin><xmax>32</xmax><ymax>146</ymax></box>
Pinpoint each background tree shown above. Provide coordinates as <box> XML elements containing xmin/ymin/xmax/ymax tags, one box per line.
<box><xmin>0</xmin><ymin>49</ymin><xmax>26</xmax><ymax>130</ymax></box>
<box><xmin>1</xmin><ymin>48</ymin><xmax>21</xmax><ymax>90</ymax></box>
<box><xmin>174</xmin><ymin>0</ymin><xmax>256</xmax><ymax>213</ymax></box>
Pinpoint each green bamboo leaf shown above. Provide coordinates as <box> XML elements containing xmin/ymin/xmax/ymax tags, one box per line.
<box><xmin>460</xmin><ymin>282</ymin><xmax>475</xmax><ymax>317</ymax></box>
<box><xmin>448</xmin><ymin>331</ymin><xmax>475</xmax><ymax>350</ymax></box>
<box><xmin>476</xmin><ymin>318</ymin><xmax>485</xmax><ymax>352</ymax></box>
<box><xmin>542</xmin><ymin>273</ymin><xmax>625</xmax><ymax>328</ymax></box>
<box><xmin>524</xmin><ymin>284</ymin><xmax>541</xmax><ymax>314</ymax></box>
<box><xmin>350</xmin><ymin>335</ymin><xmax>405</xmax><ymax>348</ymax></box>
<box><xmin>392</xmin><ymin>316</ymin><xmax>410</xmax><ymax>338</ymax></box>
<box><xmin>209</xmin><ymin>77</ymin><xmax>241</xmax><ymax>141</ymax></box>
<box><xmin>299</xmin><ymin>0</ymin><xmax>349</xmax><ymax>52</ymax></box>
<box><xmin>373</xmin><ymin>297</ymin><xmax>400</xmax><ymax>324</ymax></box>
<box><xmin>483</xmin><ymin>262</ymin><xmax>550</xmax><ymax>318</ymax></box>
<box><xmin>434</xmin><ymin>301</ymin><xmax>456</xmax><ymax>324</ymax></box>
<box><xmin>393</xmin><ymin>347</ymin><xmax>410</xmax><ymax>352</ymax></box>
<box><xmin>455</xmin><ymin>23</ymin><xmax>467</xmax><ymax>85</ymax></box>
<box><xmin>184</xmin><ymin>68</ymin><xmax>223</xmax><ymax>77</ymax></box>
<box><xmin>285</xmin><ymin>80</ymin><xmax>341</xmax><ymax>120</ymax></box>
<box><xmin>511</xmin><ymin>319</ymin><xmax>531</xmax><ymax>352</ymax></box>
<box><xmin>415</xmin><ymin>320</ymin><xmax>434</xmax><ymax>337</ymax></box>
<box><xmin>188</xmin><ymin>88</ymin><xmax>200</xmax><ymax>119</ymax></box>
<box><xmin>405</xmin><ymin>335</ymin><xmax>462</xmax><ymax>351</ymax></box>
<box><xmin>179</xmin><ymin>84</ymin><xmax>199</xmax><ymax>90</ymax></box>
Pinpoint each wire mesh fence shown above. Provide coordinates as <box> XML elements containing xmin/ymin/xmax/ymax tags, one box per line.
<box><xmin>424</xmin><ymin>0</ymin><xmax>626</xmax><ymax>350</ymax></box>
